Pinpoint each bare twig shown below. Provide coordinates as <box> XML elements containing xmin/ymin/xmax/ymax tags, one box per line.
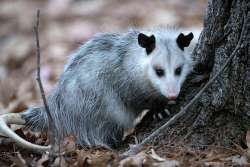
<box><xmin>122</xmin><ymin>11</ymin><xmax>248</xmax><ymax>158</ymax></box>
<box><xmin>33</xmin><ymin>10</ymin><xmax>54</xmax><ymax>150</ymax></box>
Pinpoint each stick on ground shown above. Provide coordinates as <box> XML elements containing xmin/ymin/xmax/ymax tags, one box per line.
<box><xmin>34</xmin><ymin>10</ymin><xmax>55</xmax><ymax>151</ymax></box>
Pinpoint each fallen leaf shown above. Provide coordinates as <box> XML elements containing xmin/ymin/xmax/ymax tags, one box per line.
<box><xmin>36</xmin><ymin>153</ymin><xmax>49</xmax><ymax>167</ymax></box>
<box><xmin>157</xmin><ymin>159</ymin><xmax>180</xmax><ymax>167</ymax></box>
<box><xmin>77</xmin><ymin>149</ymin><xmax>118</xmax><ymax>167</ymax></box>
<box><xmin>52</xmin><ymin>156</ymin><xmax>68</xmax><ymax>167</ymax></box>
<box><xmin>150</xmin><ymin>149</ymin><xmax>166</xmax><ymax>162</ymax></box>
<box><xmin>119</xmin><ymin>151</ymin><xmax>148</xmax><ymax>167</ymax></box>
<box><xmin>8</xmin><ymin>152</ymin><xmax>28</xmax><ymax>167</ymax></box>
<box><xmin>62</xmin><ymin>135</ymin><xmax>77</xmax><ymax>152</ymax></box>
<box><xmin>246</xmin><ymin>131</ymin><xmax>250</xmax><ymax>148</ymax></box>
<box><xmin>225</xmin><ymin>155</ymin><xmax>248</xmax><ymax>166</ymax></box>
<box><xmin>245</xmin><ymin>131</ymin><xmax>250</xmax><ymax>161</ymax></box>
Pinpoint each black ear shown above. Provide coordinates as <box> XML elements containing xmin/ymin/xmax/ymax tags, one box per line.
<box><xmin>176</xmin><ymin>32</ymin><xmax>194</xmax><ymax>51</ymax></box>
<box><xmin>138</xmin><ymin>33</ymin><xmax>156</xmax><ymax>55</ymax></box>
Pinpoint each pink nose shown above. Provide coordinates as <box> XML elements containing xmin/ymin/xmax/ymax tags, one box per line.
<box><xmin>167</xmin><ymin>96</ymin><xmax>177</xmax><ymax>100</ymax></box>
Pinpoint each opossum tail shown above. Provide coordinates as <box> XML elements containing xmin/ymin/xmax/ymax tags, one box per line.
<box><xmin>0</xmin><ymin>108</ymin><xmax>51</xmax><ymax>151</ymax></box>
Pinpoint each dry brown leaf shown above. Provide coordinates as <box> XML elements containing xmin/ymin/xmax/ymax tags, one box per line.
<box><xmin>157</xmin><ymin>159</ymin><xmax>180</xmax><ymax>167</ymax></box>
<box><xmin>76</xmin><ymin>149</ymin><xmax>118</xmax><ymax>167</ymax></box>
<box><xmin>0</xmin><ymin>79</ymin><xmax>16</xmax><ymax>107</ymax></box>
<box><xmin>119</xmin><ymin>151</ymin><xmax>148</xmax><ymax>167</ymax></box>
<box><xmin>52</xmin><ymin>156</ymin><xmax>68</xmax><ymax>167</ymax></box>
<box><xmin>150</xmin><ymin>149</ymin><xmax>166</xmax><ymax>162</ymax></box>
<box><xmin>36</xmin><ymin>153</ymin><xmax>49</xmax><ymax>167</ymax></box>
<box><xmin>225</xmin><ymin>155</ymin><xmax>248</xmax><ymax>166</ymax></box>
<box><xmin>245</xmin><ymin>131</ymin><xmax>250</xmax><ymax>161</ymax></box>
<box><xmin>246</xmin><ymin>131</ymin><xmax>250</xmax><ymax>148</ymax></box>
<box><xmin>62</xmin><ymin>135</ymin><xmax>77</xmax><ymax>152</ymax></box>
<box><xmin>5</xmin><ymin>100</ymin><xmax>27</xmax><ymax>114</ymax></box>
<box><xmin>8</xmin><ymin>152</ymin><xmax>28</xmax><ymax>167</ymax></box>
<box><xmin>204</xmin><ymin>161</ymin><xmax>224</xmax><ymax>167</ymax></box>
<box><xmin>0</xmin><ymin>36</ymin><xmax>32</xmax><ymax>69</ymax></box>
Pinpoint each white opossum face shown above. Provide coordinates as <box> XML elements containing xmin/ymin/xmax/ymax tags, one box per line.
<box><xmin>138</xmin><ymin>32</ymin><xmax>194</xmax><ymax>100</ymax></box>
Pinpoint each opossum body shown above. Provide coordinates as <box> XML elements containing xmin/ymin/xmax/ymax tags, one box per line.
<box><xmin>0</xmin><ymin>28</ymin><xmax>194</xmax><ymax>150</ymax></box>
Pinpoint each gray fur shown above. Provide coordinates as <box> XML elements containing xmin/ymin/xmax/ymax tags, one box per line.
<box><xmin>22</xmin><ymin>28</ymin><xmax>194</xmax><ymax>148</ymax></box>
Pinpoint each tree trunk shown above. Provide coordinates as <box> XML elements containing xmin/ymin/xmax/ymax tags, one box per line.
<box><xmin>171</xmin><ymin>0</ymin><xmax>250</xmax><ymax>147</ymax></box>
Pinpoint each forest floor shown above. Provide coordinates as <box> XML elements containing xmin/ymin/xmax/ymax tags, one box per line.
<box><xmin>0</xmin><ymin>0</ymin><xmax>249</xmax><ymax>166</ymax></box>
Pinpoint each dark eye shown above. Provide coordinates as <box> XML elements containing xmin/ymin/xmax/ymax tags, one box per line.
<box><xmin>154</xmin><ymin>67</ymin><xmax>165</xmax><ymax>77</ymax></box>
<box><xmin>175</xmin><ymin>66</ymin><xmax>183</xmax><ymax>76</ymax></box>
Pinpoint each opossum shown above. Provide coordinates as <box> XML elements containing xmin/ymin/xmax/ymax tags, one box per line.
<box><xmin>0</xmin><ymin>28</ymin><xmax>194</xmax><ymax>151</ymax></box>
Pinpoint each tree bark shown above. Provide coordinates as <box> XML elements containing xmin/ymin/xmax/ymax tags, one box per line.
<box><xmin>172</xmin><ymin>0</ymin><xmax>250</xmax><ymax>147</ymax></box>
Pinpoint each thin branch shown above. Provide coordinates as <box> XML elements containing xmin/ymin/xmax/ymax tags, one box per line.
<box><xmin>122</xmin><ymin>11</ymin><xmax>248</xmax><ymax>158</ymax></box>
<box><xmin>34</xmin><ymin>10</ymin><xmax>54</xmax><ymax>151</ymax></box>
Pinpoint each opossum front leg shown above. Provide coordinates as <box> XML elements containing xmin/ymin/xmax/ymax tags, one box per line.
<box><xmin>122</xmin><ymin>109</ymin><xmax>149</xmax><ymax>140</ymax></box>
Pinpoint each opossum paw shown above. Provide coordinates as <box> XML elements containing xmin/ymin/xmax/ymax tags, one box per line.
<box><xmin>152</xmin><ymin>109</ymin><xmax>171</xmax><ymax>120</ymax></box>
